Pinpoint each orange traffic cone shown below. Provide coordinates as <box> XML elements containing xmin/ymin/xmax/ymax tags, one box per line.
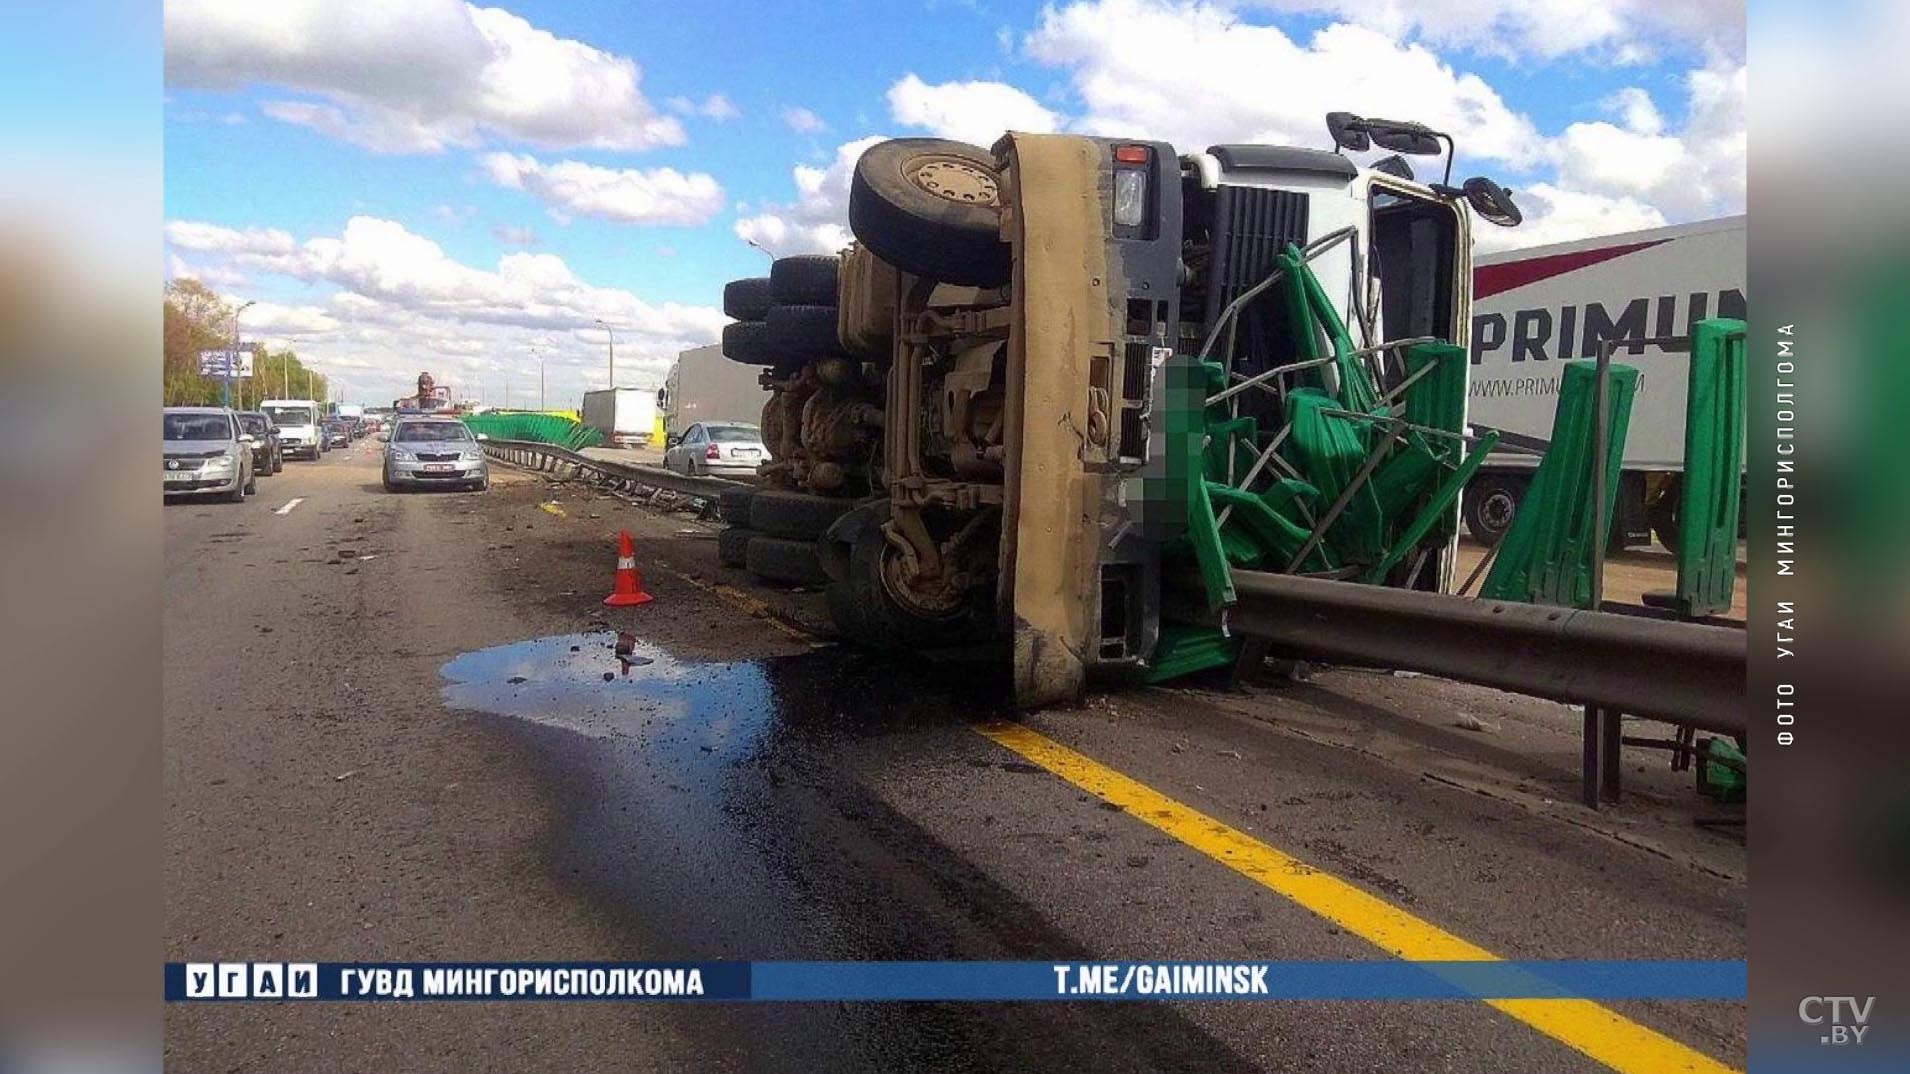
<box><xmin>603</xmin><ymin>530</ymin><xmax>653</xmax><ymax>606</ymax></box>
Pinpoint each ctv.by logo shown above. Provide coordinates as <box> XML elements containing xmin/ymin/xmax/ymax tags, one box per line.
<box><xmin>1800</xmin><ymin>996</ymin><xmax>1874</xmax><ymax>1045</ymax></box>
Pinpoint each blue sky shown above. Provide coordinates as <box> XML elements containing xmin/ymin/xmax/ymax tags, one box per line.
<box><xmin>161</xmin><ymin>0</ymin><xmax>1745</xmax><ymax>407</ymax></box>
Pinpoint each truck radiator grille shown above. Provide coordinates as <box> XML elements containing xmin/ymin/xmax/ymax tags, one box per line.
<box><xmin>1202</xmin><ymin>186</ymin><xmax>1311</xmax><ymax>331</ymax></box>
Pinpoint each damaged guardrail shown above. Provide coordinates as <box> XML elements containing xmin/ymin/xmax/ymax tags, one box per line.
<box><xmin>1224</xmin><ymin>567</ymin><xmax>1745</xmax><ymax>735</ymax></box>
<box><xmin>479</xmin><ymin>439</ymin><xmax>746</xmax><ymax>506</ymax></box>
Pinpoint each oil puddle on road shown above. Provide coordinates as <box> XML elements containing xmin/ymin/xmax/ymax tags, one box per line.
<box><xmin>439</xmin><ymin>631</ymin><xmax>775</xmax><ymax>760</ymax></box>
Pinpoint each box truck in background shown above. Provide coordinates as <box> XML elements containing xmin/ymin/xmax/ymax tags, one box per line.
<box><xmin>1464</xmin><ymin>215</ymin><xmax>1746</xmax><ymax>548</ymax></box>
<box><xmin>660</xmin><ymin>344</ymin><xmax>772</xmax><ymax>441</ymax></box>
<box><xmin>581</xmin><ymin>387</ymin><xmax>659</xmax><ymax>448</ymax></box>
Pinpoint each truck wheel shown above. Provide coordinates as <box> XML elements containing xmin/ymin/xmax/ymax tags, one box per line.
<box><xmin>764</xmin><ymin>304</ymin><xmax>841</xmax><ymax>359</ymax></box>
<box><xmin>831</xmin><ymin>519</ymin><xmax>968</xmax><ymax>648</ymax></box>
<box><xmin>717</xmin><ymin>526</ymin><xmax>754</xmax><ymax>567</ymax></box>
<box><xmin>1648</xmin><ymin>480</ymin><xmax>1682</xmax><ymax>551</ymax></box>
<box><xmin>750</xmin><ymin>488</ymin><xmax>855</xmax><ymax>540</ymax></box>
<box><xmin>722</xmin><ymin>320</ymin><xmax>784</xmax><ymax>366</ymax></box>
<box><xmin>717</xmin><ymin>486</ymin><xmax>757</xmax><ymax>525</ymax></box>
<box><xmin>849</xmin><ymin>138</ymin><xmax>1010</xmax><ymax>287</ymax></box>
<box><xmin>1463</xmin><ymin>475</ymin><xmax>1526</xmax><ymax>546</ymax></box>
<box><xmin>746</xmin><ymin>535</ymin><xmax>829</xmax><ymax>587</ymax></box>
<box><xmin>723</xmin><ymin>277</ymin><xmax>773</xmax><ymax>321</ymax></box>
<box><xmin>769</xmin><ymin>256</ymin><xmax>840</xmax><ymax>306</ymax></box>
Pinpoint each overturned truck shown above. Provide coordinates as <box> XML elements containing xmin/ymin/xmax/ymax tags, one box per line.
<box><xmin>718</xmin><ymin>120</ymin><xmax>1527</xmax><ymax>706</ymax></box>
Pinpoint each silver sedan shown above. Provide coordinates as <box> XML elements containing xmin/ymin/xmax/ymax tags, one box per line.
<box><xmin>163</xmin><ymin>407</ymin><xmax>257</xmax><ymax>502</ymax></box>
<box><xmin>380</xmin><ymin>418</ymin><xmax>489</xmax><ymax>492</ymax></box>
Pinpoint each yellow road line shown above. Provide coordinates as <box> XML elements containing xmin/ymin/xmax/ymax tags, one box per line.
<box><xmin>973</xmin><ymin>719</ymin><xmax>1738</xmax><ymax>1074</ymax></box>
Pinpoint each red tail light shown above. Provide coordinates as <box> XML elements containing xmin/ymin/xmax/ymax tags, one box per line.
<box><xmin>705</xmin><ymin>443</ymin><xmax>722</xmax><ymax>460</ymax></box>
<box><xmin>1113</xmin><ymin>144</ymin><xmax>1151</xmax><ymax>164</ymax></box>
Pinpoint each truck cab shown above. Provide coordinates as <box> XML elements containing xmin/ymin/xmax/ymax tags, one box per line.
<box><xmin>261</xmin><ymin>399</ymin><xmax>324</xmax><ymax>461</ymax></box>
<box><xmin>721</xmin><ymin>120</ymin><xmax>1512</xmax><ymax>705</ymax></box>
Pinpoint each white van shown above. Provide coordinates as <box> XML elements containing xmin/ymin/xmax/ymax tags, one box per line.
<box><xmin>261</xmin><ymin>399</ymin><xmax>324</xmax><ymax>460</ymax></box>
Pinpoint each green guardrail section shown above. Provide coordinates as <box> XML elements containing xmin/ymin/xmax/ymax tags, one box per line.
<box><xmin>1146</xmin><ymin>248</ymin><xmax>1488</xmax><ymax>683</ymax></box>
<box><xmin>461</xmin><ymin>412</ymin><xmax>604</xmax><ymax>451</ymax></box>
<box><xmin>1481</xmin><ymin>360</ymin><xmax>1640</xmax><ymax>609</ymax></box>
<box><xmin>1675</xmin><ymin>318</ymin><xmax>1746</xmax><ymax>618</ymax></box>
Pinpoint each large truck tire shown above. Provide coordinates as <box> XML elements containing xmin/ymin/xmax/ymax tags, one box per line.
<box><xmin>1462</xmin><ymin>474</ymin><xmax>1527</xmax><ymax>546</ymax></box>
<box><xmin>849</xmin><ymin>138</ymin><xmax>1010</xmax><ymax>287</ymax></box>
<box><xmin>750</xmin><ymin>488</ymin><xmax>856</xmax><ymax>541</ymax></box>
<box><xmin>828</xmin><ymin>513</ymin><xmax>969</xmax><ymax>649</ymax></box>
<box><xmin>721</xmin><ymin>320</ymin><xmax>783</xmax><ymax>366</ymax></box>
<box><xmin>746</xmin><ymin>535</ymin><xmax>829</xmax><ymax>587</ymax></box>
<box><xmin>764</xmin><ymin>304</ymin><xmax>843</xmax><ymax>360</ymax></box>
<box><xmin>1648</xmin><ymin>478</ymin><xmax>1683</xmax><ymax>551</ymax></box>
<box><xmin>723</xmin><ymin>277</ymin><xmax>773</xmax><ymax>321</ymax></box>
<box><xmin>717</xmin><ymin>525</ymin><xmax>754</xmax><ymax>567</ymax></box>
<box><xmin>769</xmin><ymin>256</ymin><xmax>840</xmax><ymax>306</ymax></box>
<box><xmin>717</xmin><ymin>486</ymin><xmax>757</xmax><ymax>525</ymax></box>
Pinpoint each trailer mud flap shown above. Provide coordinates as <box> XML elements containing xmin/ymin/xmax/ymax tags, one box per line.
<box><xmin>997</xmin><ymin>135</ymin><xmax>1113</xmax><ymax>707</ymax></box>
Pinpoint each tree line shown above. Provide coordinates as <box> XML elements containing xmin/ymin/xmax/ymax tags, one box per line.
<box><xmin>164</xmin><ymin>279</ymin><xmax>329</xmax><ymax>407</ymax></box>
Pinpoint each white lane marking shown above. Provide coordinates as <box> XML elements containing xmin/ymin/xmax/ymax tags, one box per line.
<box><xmin>274</xmin><ymin>498</ymin><xmax>305</xmax><ymax>516</ymax></box>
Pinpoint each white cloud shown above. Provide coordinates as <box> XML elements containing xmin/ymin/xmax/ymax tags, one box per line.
<box><xmin>165</xmin><ymin>215</ymin><xmax>725</xmax><ymax>403</ymax></box>
<box><xmin>733</xmin><ymin>136</ymin><xmax>884</xmax><ymax>257</ymax></box>
<box><xmin>1475</xmin><ymin>183</ymin><xmax>1667</xmax><ymax>253</ymax></box>
<box><xmin>782</xmin><ymin>106</ymin><xmax>827</xmax><ymax>134</ymax></box>
<box><xmin>1246</xmin><ymin>0</ymin><xmax>1743</xmax><ymax>62</ymax></box>
<box><xmin>491</xmin><ymin>223</ymin><xmax>541</xmax><ymax>246</ymax></box>
<box><xmin>886</xmin><ymin>73</ymin><xmax>1061</xmax><ymax>146</ymax></box>
<box><xmin>667</xmin><ymin>93</ymin><xmax>741</xmax><ymax>121</ymax></box>
<box><xmin>1546</xmin><ymin>56</ymin><xmax>1745</xmax><ymax>224</ymax></box>
<box><xmin>1024</xmin><ymin>2</ymin><xmax>1548</xmax><ymax>169</ymax></box>
<box><xmin>482</xmin><ymin>153</ymin><xmax>726</xmax><ymax>226</ymax></box>
<box><xmin>165</xmin><ymin>0</ymin><xmax>685</xmax><ymax>153</ymax></box>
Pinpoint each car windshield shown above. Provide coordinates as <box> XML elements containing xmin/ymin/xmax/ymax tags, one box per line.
<box><xmin>164</xmin><ymin>413</ymin><xmax>231</xmax><ymax>441</ymax></box>
<box><xmin>264</xmin><ymin>407</ymin><xmax>312</xmax><ymax>427</ymax></box>
<box><xmin>395</xmin><ymin>422</ymin><xmax>473</xmax><ymax>443</ymax></box>
<box><xmin>707</xmin><ymin>425</ymin><xmax>760</xmax><ymax>443</ymax></box>
<box><xmin>237</xmin><ymin>415</ymin><xmax>268</xmax><ymax>434</ymax></box>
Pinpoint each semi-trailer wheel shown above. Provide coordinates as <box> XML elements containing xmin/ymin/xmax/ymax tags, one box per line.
<box><xmin>848</xmin><ymin>138</ymin><xmax>1010</xmax><ymax>287</ymax></box>
<box><xmin>746</xmin><ymin>535</ymin><xmax>829</xmax><ymax>587</ymax></box>
<box><xmin>1462</xmin><ymin>475</ymin><xmax>1526</xmax><ymax>546</ymax></box>
<box><xmin>723</xmin><ymin>277</ymin><xmax>773</xmax><ymax>321</ymax></box>
<box><xmin>829</xmin><ymin>517</ymin><xmax>968</xmax><ymax>648</ymax></box>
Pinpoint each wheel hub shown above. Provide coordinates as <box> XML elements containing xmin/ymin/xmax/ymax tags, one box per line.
<box><xmin>907</xmin><ymin>157</ymin><xmax>999</xmax><ymax>207</ymax></box>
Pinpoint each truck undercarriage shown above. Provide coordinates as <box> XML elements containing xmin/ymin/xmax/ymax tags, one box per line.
<box><xmin>715</xmin><ymin>124</ymin><xmax>1578</xmax><ymax>707</ymax></box>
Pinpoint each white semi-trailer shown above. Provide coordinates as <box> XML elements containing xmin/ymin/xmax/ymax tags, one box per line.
<box><xmin>581</xmin><ymin>387</ymin><xmax>659</xmax><ymax>448</ymax></box>
<box><xmin>660</xmin><ymin>343</ymin><xmax>772</xmax><ymax>439</ymax></box>
<box><xmin>1463</xmin><ymin>215</ymin><xmax>1746</xmax><ymax>547</ymax></box>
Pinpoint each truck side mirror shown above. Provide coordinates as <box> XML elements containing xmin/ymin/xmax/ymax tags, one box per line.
<box><xmin>1462</xmin><ymin>176</ymin><xmax>1522</xmax><ymax>227</ymax></box>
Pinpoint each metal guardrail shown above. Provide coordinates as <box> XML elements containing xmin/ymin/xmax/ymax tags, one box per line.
<box><xmin>479</xmin><ymin>439</ymin><xmax>747</xmax><ymax>504</ymax></box>
<box><xmin>1225</xmin><ymin>568</ymin><xmax>1745</xmax><ymax>735</ymax></box>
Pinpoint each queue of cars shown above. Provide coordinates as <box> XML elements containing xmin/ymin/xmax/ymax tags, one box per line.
<box><xmin>163</xmin><ymin>405</ymin><xmax>483</xmax><ymax>503</ymax></box>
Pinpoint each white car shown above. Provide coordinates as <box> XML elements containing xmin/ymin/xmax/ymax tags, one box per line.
<box><xmin>663</xmin><ymin>422</ymin><xmax>765</xmax><ymax>477</ymax></box>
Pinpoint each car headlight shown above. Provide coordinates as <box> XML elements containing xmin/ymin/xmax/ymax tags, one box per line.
<box><xmin>390</xmin><ymin>449</ymin><xmax>415</xmax><ymax>461</ymax></box>
<box><xmin>206</xmin><ymin>453</ymin><xmax>235</xmax><ymax>469</ymax></box>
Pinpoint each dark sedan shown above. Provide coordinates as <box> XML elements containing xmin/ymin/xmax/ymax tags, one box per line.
<box><xmin>235</xmin><ymin>411</ymin><xmax>284</xmax><ymax>475</ymax></box>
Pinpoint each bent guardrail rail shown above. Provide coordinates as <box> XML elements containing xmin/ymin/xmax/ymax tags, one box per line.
<box><xmin>479</xmin><ymin>439</ymin><xmax>747</xmax><ymax>503</ymax></box>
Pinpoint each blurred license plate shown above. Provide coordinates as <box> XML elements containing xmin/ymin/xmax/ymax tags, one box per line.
<box><xmin>423</xmin><ymin>464</ymin><xmax>453</xmax><ymax>472</ymax></box>
<box><xmin>734</xmin><ymin>449</ymin><xmax>759</xmax><ymax>458</ymax></box>
<box><xmin>163</xmin><ymin>471</ymin><xmax>195</xmax><ymax>482</ymax></box>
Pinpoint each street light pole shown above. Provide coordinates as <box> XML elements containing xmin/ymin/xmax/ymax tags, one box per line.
<box><xmin>595</xmin><ymin>318</ymin><xmax>616</xmax><ymax>389</ymax></box>
<box><xmin>225</xmin><ymin>299</ymin><xmax>255</xmax><ymax>409</ymax></box>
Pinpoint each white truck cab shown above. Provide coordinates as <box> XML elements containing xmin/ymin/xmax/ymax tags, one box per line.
<box><xmin>261</xmin><ymin>399</ymin><xmax>324</xmax><ymax>460</ymax></box>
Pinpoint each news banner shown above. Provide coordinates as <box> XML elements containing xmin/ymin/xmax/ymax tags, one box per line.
<box><xmin>167</xmin><ymin>960</ymin><xmax>1745</xmax><ymax>1002</ymax></box>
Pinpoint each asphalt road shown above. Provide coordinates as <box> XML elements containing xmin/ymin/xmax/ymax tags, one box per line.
<box><xmin>165</xmin><ymin>443</ymin><xmax>1746</xmax><ymax>1073</ymax></box>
